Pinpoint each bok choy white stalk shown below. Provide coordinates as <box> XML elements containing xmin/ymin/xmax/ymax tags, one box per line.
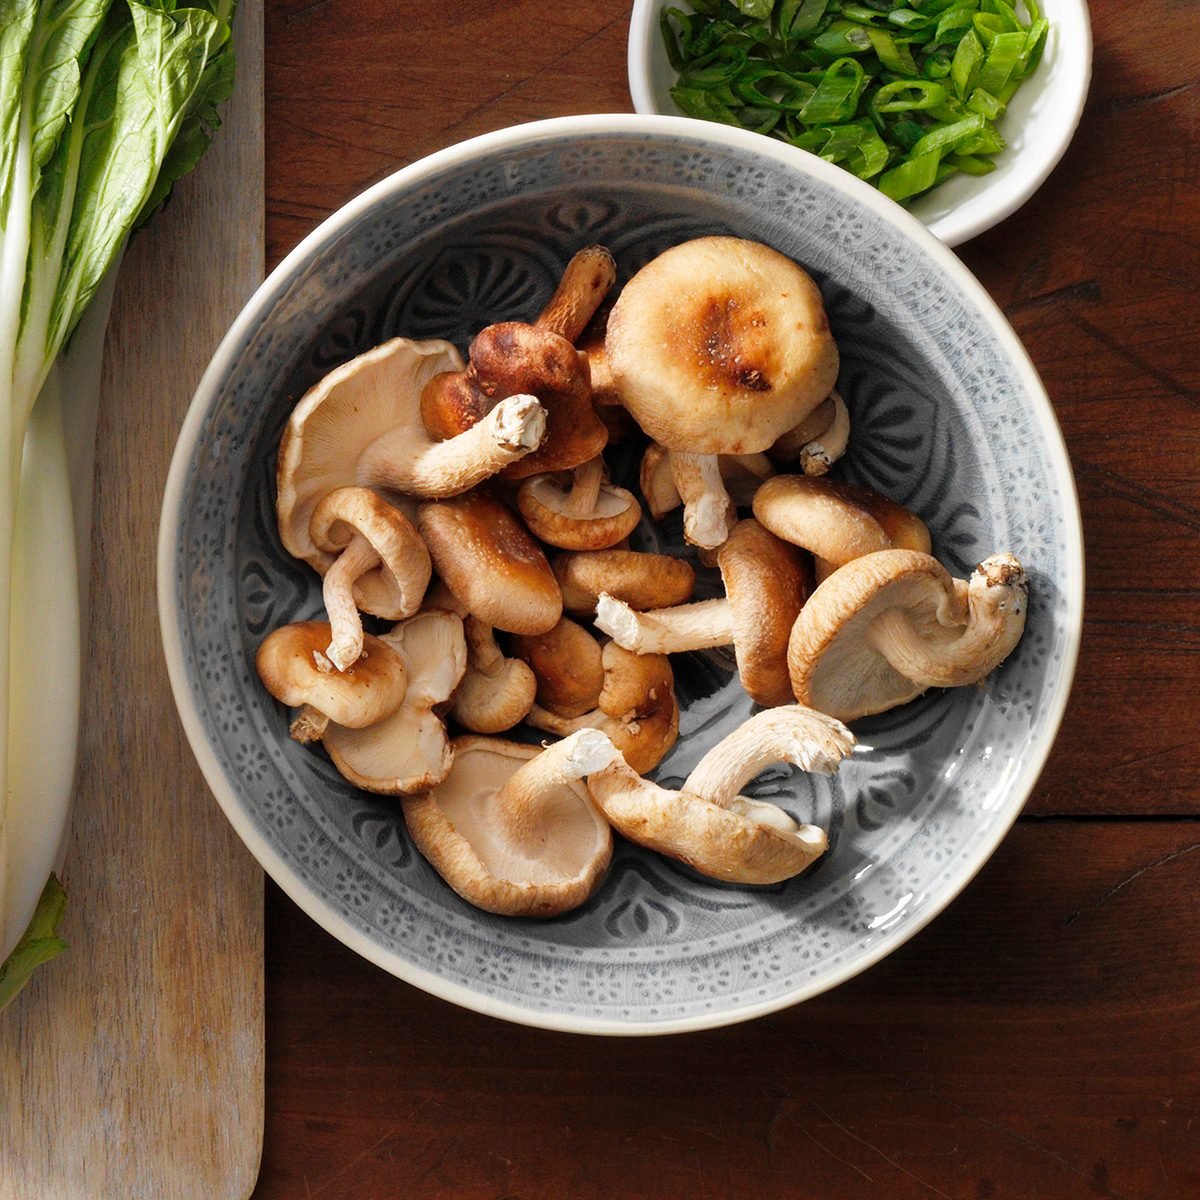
<box><xmin>0</xmin><ymin>0</ymin><xmax>237</xmax><ymax>1010</ymax></box>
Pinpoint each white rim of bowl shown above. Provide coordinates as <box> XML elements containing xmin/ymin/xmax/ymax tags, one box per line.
<box><xmin>158</xmin><ymin>112</ymin><xmax>1085</xmax><ymax>1037</ymax></box>
<box><xmin>626</xmin><ymin>0</ymin><xmax>1094</xmax><ymax>247</ymax></box>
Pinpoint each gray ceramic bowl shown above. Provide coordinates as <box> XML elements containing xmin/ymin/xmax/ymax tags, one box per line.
<box><xmin>159</xmin><ymin>114</ymin><xmax>1083</xmax><ymax>1035</ymax></box>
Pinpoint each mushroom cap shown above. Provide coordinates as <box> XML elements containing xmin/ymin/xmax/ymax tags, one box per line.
<box><xmin>510</xmin><ymin>617</ymin><xmax>606</xmax><ymax>719</ymax></box>
<box><xmin>753</xmin><ymin>474</ymin><xmax>894</xmax><ymax>564</ymax></box>
<box><xmin>552</xmin><ymin>549</ymin><xmax>696</xmax><ymax>616</ymax></box>
<box><xmin>516</xmin><ymin>470</ymin><xmax>641</xmax><ymax>551</ymax></box>
<box><xmin>324</xmin><ymin>707</ymin><xmax>451</xmax><ymax>794</ymax></box>
<box><xmin>717</xmin><ymin>519</ymin><xmax>812</xmax><ymax>707</ymax></box>
<box><xmin>309</xmin><ymin>486</ymin><xmax>432</xmax><ymax>618</ymax></box>
<box><xmin>789</xmin><ymin>549</ymin><xmax>1029</xmax><ymax>721</ymax></box>
<box><xmin>421</xmin><ymin>322</ymin><xmax>608</xmax><ymax>478</ymax></box>
<box><xmin>451</xmin><ymin>658</ymin><xmax>537</xmax><ymax>734</ymax></box>
<box><xmin>587</xmin><ymin>705</ymin><xmax>850</xmax><ymax>885</ymax></box>
<box><xmin>638</xmin><ymin>443</ymin><xmax>681</xmax><ymax>521</ymax></box>
<box><xmin>527</xmin><ymin>642</ymin><xmax>680</xmax><ymax>773</ymax></box>
<box><xmin>255</xmin><ymin>621</ymin><xmax>408</xmax><ymax>728</ymax></box>
<box><xmin>451</xmin><ymin>616</ymin><xmax>538</xmax><ymax>734</ymax></box>
<box><xmin>417</xmin><ymin>491</ymin><xmax>562</xmax><ymax>634</ymax></box>
<box><xmin>322</xmin><ymin>610</ymin><xmax>467</xmax><ymax>793</ymax></box>
<box><xmin>277</xmin><ymin>337</ymin><xmax>462</xmax><ymax>568</ymax></box>
<box><xmin>604</xmin><ymin>237</ymin><xmax>839</xmax><ymax>454</ymax></box>
<box><xmin>841</xmin><ymin>480</ymin><xmax>932</xmax><ymax>555</ymax></box>
<box><xmin>587</xmin><ymin>758</ymin><xmax>827</xmax><ymax>886</ymax></box>
<box><xmin>402</xmin><ymin>734</ymin><xmax>614</xmax><ymax>917</ymax></box>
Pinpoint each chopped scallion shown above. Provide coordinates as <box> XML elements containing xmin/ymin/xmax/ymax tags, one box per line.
<box><xmin>660</xmin><ymin>0</ymin><xmax>1050</xmax><ymax>206</ymax></box>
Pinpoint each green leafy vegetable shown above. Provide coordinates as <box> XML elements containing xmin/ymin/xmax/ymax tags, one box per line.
<box><xmin>661</xmin><ymin>0</ymin><xmax>1049</xmax><ymax>204</ymax></box>
<box><xmin>0</xmin><ymin>875</ymin><xmax>67</xmax><ymax>1011</ymax></box>
<box><xmin>1</xmin><ymin>0</ymin><xmax>237</xmax><ymax>1012</ymax></box>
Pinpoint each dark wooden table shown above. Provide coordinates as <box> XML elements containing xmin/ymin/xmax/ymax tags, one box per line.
<box><xmin>253</xmin><ymin>4</ymin><xmax>1200</xmax><ymax>1197</ymax></box>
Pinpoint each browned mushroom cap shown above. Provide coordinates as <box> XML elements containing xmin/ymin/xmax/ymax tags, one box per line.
<box><xmin>255</xmin><ymin>621</ymin><xmax>408</xmax><ymax>743</ymax></box>
<box><xmin>769</xmin><ymin>390</ymin><xmax>850</xmax><ymax>475</ymax></box>
<box><xmin>308</xmin><ymin>487</ymin><xmax>432</xmax><ymax>671</ymax></box>
<box><xmin>594</xmin><ymin>520</ymin><xmax>809</xmax><ymax>707</ymax></box>
<box><xmin>277</xmin><ymin>339</ymin><xmax>545</xmax><ymax>559</ymax></box>
<box><xmin>417</xmin><ymin>492</ymin><xmax>562</xmax><ymax>635</ymax></box>
<box><xmin>753</xmin><ymin>475</ymin><xmax>931</xmax><ymax>583</ymax></box>
<box><xmin>323</xmin><ymin>610</ymin><xmax>467</xmax><ymax>794</ymax></box>
<box><xmin>587</xmin><ymin>706</ymin><xmax>853</xmax><ymax>885</ymax></box>
<box><xmin>552</xmin><ymin>549</ymin><xmax>696</xmax><ymax>616</ymax></box>
<box><xmin>605</xmin><ymin>237</ymin><xmax>839</xmax><ymax>455</ymax></box>
<box><xmin>420</xmin><ymin>249</ymin><xmax>616</xmax><ymax>481</ymax></box>
<box><xmin>421</xmin><ymin>322</ymin><xmax>608</xmax><ymax>479</ymax></box>
<box><xmin>510</xmin><ymin>617</ymin><xmax>606</xmax><ymax>719</ymax></box>
<box><xmin>516</xmin><ymin>457</ymin><xmax>642</xmax><ymax>551</ymax></box>
<box><xmin>450</xmin><ymin>616</ymin><xmax>538</xmax><ymax>734</ymax></box>
<box><xmin>420</xmin><ymin>580</ymin><xmax>535</xmax><ymax>733</ymax></box>
<box><xmin>526</xmin><ymin>642</ymin><xmax>679</xmax><ymax>773</ymax></box>
<box><xmin>402</xmin><ymin>729</ymin><xmax>617</xmax><ymax>917</ymax></box>
<box><xmin>789</xmin><ymin>549</ymin><xmax>1029</xmax><ymax>722</ymax></box>
<box><xmin>639</xmin><ymin>444</ymin><xmax>774</xmax><ymax>521</ymax></box>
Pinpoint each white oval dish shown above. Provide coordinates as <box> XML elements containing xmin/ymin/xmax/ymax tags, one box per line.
<box><xmin>627</xmin><ymin>0</ymin><xmax>1093</xmax><ymax>246</ymax></box>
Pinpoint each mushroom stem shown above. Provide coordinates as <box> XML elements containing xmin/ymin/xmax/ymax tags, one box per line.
<box><xmin>726</xmin><ymin>453</ymin><xmax>775</xmax><ymax>482</ymax></box>
<box><xmin>771</xmin><ymin>390</ymin><xmax>850</xmax><ymax>474</ymax></box>
<box><xmin>322</xmin><ymin>532</ymin><xmax>379</xmax><ymax>670</ymax></box>
<box><xmin>525</xmin><ymin>704</ymin><xmax>604</xmax><ymax>738</ymax></box>
<box><xmin>495</xmin><ymin>729</ymin><xmax>619</xmax><ymax>843</ymax></box>
<box><xmin>464</xmin><ymin>615</ymin><xmax>505</xmax><ymax>677</ymax></box>
<box><xmin>797</xmin><ymin>390</ymin><xmax>850</xmax><ymax>476</ymax></box>
<box><xmin>289</xmin><ymin>705</ymin><xmax>329</xmax><ymax>744</ymax></box>
<box><xmin>866</xmin><ymin>554</ymin><xmax>1028</xmax><ymax>688</ymax></box>
<box><xmin>536</xmin><ymin>246</ymin><xmax>617</xmax><ymax>343</ymax></box>
<box><xmin>669</xmin><ymin>451</ymin><xmax>735</xmax><ymax>549</ymax></box>
<box><xmin>562</xmin><ymin>456</ymin><xmax>605</xmax><ymax>519</ymax></box>
<box><xmin>595</xmin><ymin>593</ymin><xmax>734</xmax><ymax>655</ymax></box>
<box><xmin>525</xmin><ymin>642</ymin><xmax>679</xmax><ymax>774</ymax></box>
<box><xmin>361</xmin><ymin>393</ymin><xmax>546</xmax><ymax>497</ymax></box>
<box><xmin>682</xmin><ymin>706</ymin><xmax>856</xmax><ymax>810</ymax></box>
<box><xmin>776</xmin><ymin>395</ymin><xmax>837</xmax><ymax>455</ymax></box>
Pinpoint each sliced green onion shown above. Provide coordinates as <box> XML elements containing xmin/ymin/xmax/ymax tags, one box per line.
<box><xmin>659</xmin><ymin>0</ymin><xmax>1052</xmax><ymax>207</ymax></box>
<box><xmin>866</xmin><ymin>28</ymin><xmax>921</xmax><ymax>75</ymax></box>
<box><xmin>798</xmin><ymin>58</ymin><xmax>869</xmax><ymax>122</ymax></box>
<box><xmin>976</xmin><ymin>30</ymin><xmax>1027</xmax><ymax>95</ymax></box>
<box><xmin>949</xmin><ymin>152</ymin><xmax>997</xmax><ymax>175</ymax></box>
<box><xmin>780</xmin><ymin>0</ymin><xmax>833</xmax><ymax>40</ymax></box>
<box><xmin>879</xmin><ymin>152</ymin><xmax>942</xmax><ymax>200</ymax></box>
<box><xmin>733</xmin><ymin>0</ymin><xmax>774</xmax><ymax>18</ymax></box>
<box><xmin>951</xmin><ymin>29</ymin><xmax>985</xmax><ymax>97</ymax></box>
<box><xmin>873</xmin><ymin>79</ymin><xmax>950</xmax><ymax>112</ymax></box>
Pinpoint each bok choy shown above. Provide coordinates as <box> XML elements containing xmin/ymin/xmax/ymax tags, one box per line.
<box><xmin>0</xmin><ymin>0</ymin><xmax>237</xmax><ymax>1011</ymax></box>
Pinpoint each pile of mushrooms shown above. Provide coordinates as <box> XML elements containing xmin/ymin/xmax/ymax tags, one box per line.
<box><xmin>256</xmin><ymin>236</ymin><xmax>1029</xmax><ymax>917</ymax></box>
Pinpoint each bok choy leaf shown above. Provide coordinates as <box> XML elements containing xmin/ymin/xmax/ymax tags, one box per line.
<box><xmin>0</xmin><ymin>0</ymin><xmax>237</xmax><ymax>1011</ymax></box>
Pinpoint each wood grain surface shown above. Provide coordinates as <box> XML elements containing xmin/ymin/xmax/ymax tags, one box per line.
<box><xmin>6</xmin><ymin>0</ymin><xmax>1194</xmax><ymax>1197</ymax></box>
<box><xmin>247</xmin><ymin>2</ymin><xmax>1200</xmax><ymax>1198</ymax></box>
<box><xmin>0</xmin><ymin>5</ymin><xmax>265</xmax><ymax>1199</ymax></box>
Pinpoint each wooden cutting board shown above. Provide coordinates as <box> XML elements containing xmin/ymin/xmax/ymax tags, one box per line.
<box><xmin>0</xmin><ymin>5</ymin><xmax>265</xmax><ymax>1198</ymax></box>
